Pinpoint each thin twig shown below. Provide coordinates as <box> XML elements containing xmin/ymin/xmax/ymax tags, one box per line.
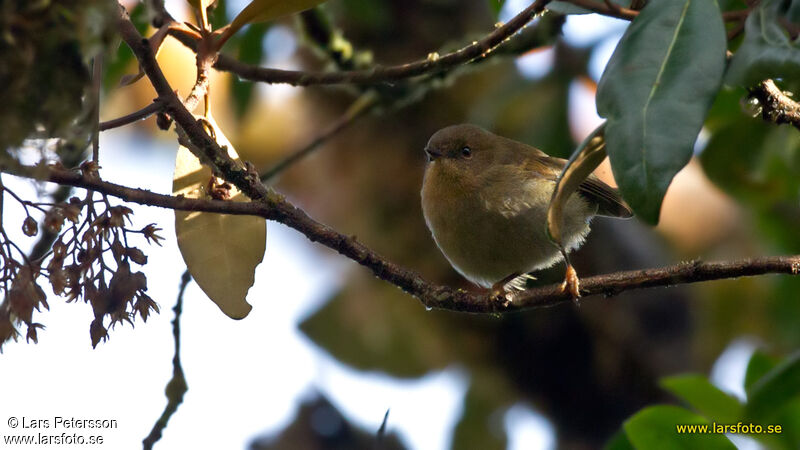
<box><xmin>142</xmin><ymin>270</ymin><xmax>190</xmax><ymax>450</ymax></box>
<box><xmin>261</xmin><ymin>91</ymin><xmax>379</xmax><ymax>182</ymax></box>
<box><xmin>99</xmin><ymin>101</ymin><xmax>164</xmax><ymax>131</ymax></box>
<box><xmin>4</xmin><ymin>163</ymin><xmax>800</xmax><ymax>313</ymax></box>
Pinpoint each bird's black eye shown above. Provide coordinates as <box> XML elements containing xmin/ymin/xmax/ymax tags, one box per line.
<box><xmin>461</xmin><ymin>146</ymin><xmax>472</xmax><ymax>158</ymax></box>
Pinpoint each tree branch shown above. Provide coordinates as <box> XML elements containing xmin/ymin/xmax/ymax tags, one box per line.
<box><xmin>169</xmin><ymin>0</ymin><xmax>554</xmax><ymax>86</ymax></box>
<box><xmin>99</xmin><ymin>100</ymin><xmax>164</xmax><ymax>131</ymax></box>
<box><xmin>749</xmin><ymin>79</ymin><xmax>800</xmax><ymax>131</ymax></box>
<box><xmin>3</xmin><ymin>163</ymin><xmax>800</xmax><ymax>313</ymax></box>
<box><xmin>100</xmin><ymin>4</ymin><xmax>800</xmax><ymax>316</ymax></box>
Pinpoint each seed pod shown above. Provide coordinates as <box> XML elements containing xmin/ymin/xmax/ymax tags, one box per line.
<box><xmin>22</xmin><ymin>217</ymin><xmax>38</xmax><ymax>237</ymax></box>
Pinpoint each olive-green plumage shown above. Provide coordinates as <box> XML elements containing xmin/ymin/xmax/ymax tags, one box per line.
<box><xmin>421</xmin><ymin>124</ymin><xmax>631</xmax><ymax>288</ymax></box>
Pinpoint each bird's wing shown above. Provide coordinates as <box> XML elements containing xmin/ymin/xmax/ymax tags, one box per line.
<box><xmin>520</xmin><ymin>155</ymin><xmax>633</xmax><ymax>219</ymax></box>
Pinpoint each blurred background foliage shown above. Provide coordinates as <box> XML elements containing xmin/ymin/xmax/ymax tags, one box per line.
<box><xmin>12</xmin><ymin>0</ymin><xmax>800</xmax><ymax>447</ymax></box>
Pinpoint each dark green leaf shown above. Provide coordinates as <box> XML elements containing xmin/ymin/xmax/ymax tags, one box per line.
<box><xmin>605</xmin><ymin>430</ymin><xmax>636</xmax><ymax>450</ymax></box>
<box><xmin>725</xmin><ymin>0</ymin><xmax>800</xmax><ymax>87</ymax></box>
<box><xmin>775</xmin><ymin>398</ymin><xmax>800</xmax><ymax>448</ymax></box>
<box><xmin>660</xmin><ymin>374</ymin><xmax>743</xmax><ymax>423</ymax></box>
<box><xmin>596</xmin><ymin>0</ymin><xmax>727</xmax><ymax>224</ymax></box>
<box><xmin>746</xmin><ymin>351</ymin><xmax>800</xmax><ymax>420</ymax></box>
<box><xmin>744</xmin><ymin>351</ymin><xmax>779</xmax><ymax>394</ymax></box>
<box><xmin>624</xmin><ymin>405</ymin><xmax>736</xmax><ymax>450</ymax></box>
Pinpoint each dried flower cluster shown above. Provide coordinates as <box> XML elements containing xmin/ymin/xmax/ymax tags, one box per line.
<box><xmin>1</xmin><ymin>182</ymin><xmax>164</xmax><ymax>350</ymax></box>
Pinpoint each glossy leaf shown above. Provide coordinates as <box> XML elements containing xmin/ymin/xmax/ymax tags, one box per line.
<box><xmin>660</xmin><ymin>374</ymin><xmax>743</xmax><ymax>423</ymax></box>
<box><xmin>596</xmin><ymin>0</ymin><xmax>726</xmax><ymax>224</ymax></box>
<box><xmin>624</xmin><ymin>405</ymin><xmax>736</xmax><ymax>450</ymax></box>
<box><xmin>746</xmin><ymin>351</ymin><xmax>800</xmax><ymax>420</ymax></box>
<box><xmin>725</xmin><ymin>0</ymin><xmax>800</xmax><ymax>87</ymax></box>
<box><xmin>172</xmin><ymin>115</ymin><xmax>266</xmax><ymax>319</ymax></box>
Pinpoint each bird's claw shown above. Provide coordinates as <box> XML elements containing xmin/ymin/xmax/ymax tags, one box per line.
<box><xmin>560</xmin><ymin>264</ymin><xmax>581</xmax><ymax>304</ymax></box>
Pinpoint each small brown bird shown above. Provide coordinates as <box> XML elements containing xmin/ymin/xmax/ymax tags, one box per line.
<box><xmin>421</xmin><ymin>124</ymin><xmax>632</xmax><ymax>300</ymax></box>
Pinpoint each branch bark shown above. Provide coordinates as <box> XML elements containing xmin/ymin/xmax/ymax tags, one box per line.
<box><xmin>749</xmin><ymin>79</ymin><xmax>800</xmax><ymax>131</ymax></box>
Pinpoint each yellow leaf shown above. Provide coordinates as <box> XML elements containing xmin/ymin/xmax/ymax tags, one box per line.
<box><xmin>219</xmin><ymin>0</ymin><xmax>326</xmax><ymax>48</ymax></box>
<box><xmin>547</xmin><ymin>124</ymin><xmax>607</xmax><ymax>246</ymax></box>
<box><xmin>172</xmin><ymin>115</ymin><xmax>266</xmax><ymax>319</ymax></box>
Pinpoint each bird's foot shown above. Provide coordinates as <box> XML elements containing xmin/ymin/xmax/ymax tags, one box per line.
<box><xmin>560</xmin><ymin>264</ymin><xmax>582</xmax><ymax>304</ymax></box>
<box><xmin>489</xmin><ymin>284</ymin><xmax>512</xmax><ymax>307</ymax></box>
<box><xmin>489</xmin><ymin>273</ymin><xmax>527</xmax><ymax>307</ymax></box>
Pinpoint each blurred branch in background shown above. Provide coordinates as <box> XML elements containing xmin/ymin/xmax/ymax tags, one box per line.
<box><xmin>142</xmin><ymin>271</ymin><xmax>190</xmax><ymax>450</ymax></box>
<box><xmin>260</xmin><ymin>91</ymin><xmax>379</xmax><ymax>182</ymax></box>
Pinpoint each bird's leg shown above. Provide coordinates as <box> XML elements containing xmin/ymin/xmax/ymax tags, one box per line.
<box><xmin>489</xmin><ymin>272</ymin><xmax>522</xmax><ymax>305</ymax></box>
<box><xmin>559</xmin><ymin>247</ymin><xmax>581</xmax><ymax>303</ymax></box>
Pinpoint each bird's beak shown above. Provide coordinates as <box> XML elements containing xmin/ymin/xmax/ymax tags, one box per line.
<box><xmin>425</xmin><ymin>147</ymin><xmax>442</xmax><ymax>162</ymax></box>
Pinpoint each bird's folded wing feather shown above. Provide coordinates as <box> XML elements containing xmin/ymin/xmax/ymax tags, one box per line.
<box><xmin>520</xmin><ymin>155</ymin><xmax>633</xmax><ymax>219</ymax></box>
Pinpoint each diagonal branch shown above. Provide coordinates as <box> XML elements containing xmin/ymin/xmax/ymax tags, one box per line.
<box><xmin>3</xmin><ymin>163</ymin><xmax>800</xmax><ymax>313</ymax></box>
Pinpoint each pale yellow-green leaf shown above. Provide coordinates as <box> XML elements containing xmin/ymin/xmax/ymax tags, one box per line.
<box><xmin>172</xmin><ymin>115</ymin><xmax>266</xmax><ymax>319</ymax></box>
<box><xmin>547</xmin><ymin>124</ymin><xmax>607</xmax><ymax>245</ymax></box>
<box><xmin>222</xmin><ymin>0</ymin><xmax>326</xmax><ymax>44</ymax></box>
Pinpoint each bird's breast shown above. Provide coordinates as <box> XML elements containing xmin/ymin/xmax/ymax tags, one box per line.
<box><xmin>423</xmin><ymin>167</ymin><xmax>593</xmax><ymax>287</ymax></box>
